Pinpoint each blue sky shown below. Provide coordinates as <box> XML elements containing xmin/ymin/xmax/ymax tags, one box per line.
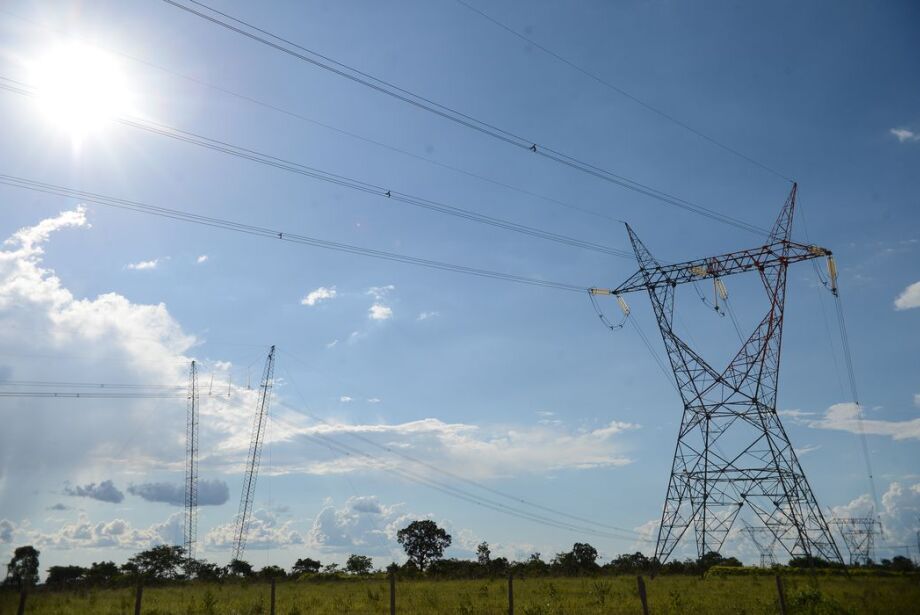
<box><xmin>0</xmin><ymin>0</ymin><xmax>918</xmax><ymax>572</ymax></box>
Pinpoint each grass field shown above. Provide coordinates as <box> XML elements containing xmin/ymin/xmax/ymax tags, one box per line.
<box><xmin>2</xmin><ymin>574</ymin><xmax>919</xmax><ymax>615</ymax></box>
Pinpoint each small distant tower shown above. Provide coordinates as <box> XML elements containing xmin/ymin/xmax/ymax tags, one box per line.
<box><xmin>184</xmin><ymin>360</ymin><xmax>199</xmax><ymax>568</ymax></box>
<box><xmin>832</xmin><ymin>517</ymin><xmax>881</xmax><ymax>565</ymax></box>
<box><xmin>743</xmin><ymin>523</ymin><xmax>779</xmax><ymax>567</ymax></box>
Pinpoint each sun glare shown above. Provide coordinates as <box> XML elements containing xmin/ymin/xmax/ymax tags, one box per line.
<box><xmin>30</xmin><ymin>42</ymin><xmax>134</xmax><ymax>138</ymax></box>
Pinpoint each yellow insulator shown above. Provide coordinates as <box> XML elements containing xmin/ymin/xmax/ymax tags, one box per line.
<box><xmin>827</xmin><ymin>256</ymin><xmax>838</xmax><ymax>293</ymax></box>
<box><xmin>715</xmin><ymin>278</ymin><xmax>729</xmax><ymax>301</ymax></box>
<box><xmin>808</xmin><ymin>245</ymin><xmax>828</xmax><ymax>257</ymax></box>
<box><xmin>616</xmin><ymin>295</ymin><xmax>631</xmax><ymax>317</ymax></box>
<box><xmin>691</xmin><ymin>266</ymin><xmax>708</xmax><ymax>277</ymax></box>
<box><xmin>589</xmin><ymin>288</ymin><xmax>613</xmax><ymax>296</ymax></box>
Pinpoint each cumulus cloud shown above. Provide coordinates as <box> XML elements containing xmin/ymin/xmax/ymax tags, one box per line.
<box><xmin>894</xmin><ymin>281</ymin><xmax>920</xmax><ymax>310</ymax></box>
<box><xmin>127</xmin><ymin>479</ymin><xmax>229</xmax><ymax>506</ymax></box>
<box><xmin>308</xmin><ymin>496</ymin><xmax>414</xmax><ymax>556</ymax></box>
<box><xmin>832</xmin><ymin>482</ymin><xmax>920</xmax><ymax>551</ymax></box>
<box><xmin>27</xmin><ymin>513</ymin><xmax>183</xmax><ymax>551</ymax></box>
<box><xmin>125</xmin><ymin>258</ymin><xmax>160</xmax><ymax>271</ymax></box>
<box><xmin>890</xmin><ymin>128</ymin><xmax>920</xmax><ymax>143</ymax></box>
<box><xmin>339</xmin><ymin>395</ymin><xmax>353</xmax><ymax>403</ymax></box>
<box><xmin>417</xmin><ymin>311</ymin><xmax>438</xmax><ymax>321</ymax></box>
<box><xmin>205</xmin><ymin>508</ymin><xmax>303</xmax><ymax>550</ymax></box>
<box><xmin>196</xmin><ymin>255</ymin><xmax>208</xmax><ymax>264</ymax></box>
<box><xmin>301</xmin><ymin>286</ymin><xmax>337</xmax><ymax>306</ymax></box>
<box><xmin>809</xmin><ymin>402</ymin><xmax>920</xmax><ymax>441</ymax></box>
<box><xmin>368</xmin><ymin>303</ymin><xmax>393</xmax><ymax>321</ymax></box>
<box><xmin>64</xmin><ymin>480</ymin><xmax>124</xmax><ymax>504</ymax></box>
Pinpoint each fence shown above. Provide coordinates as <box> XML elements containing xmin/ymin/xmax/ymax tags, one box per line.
<box><xmin>11</xmin><ymin>574</ymin><xmax>794</xmax><ymax>614</ymax></box>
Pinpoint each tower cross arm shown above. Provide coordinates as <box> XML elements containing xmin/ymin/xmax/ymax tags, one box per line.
<box><xmin>593</xmin><ymin>240</ymin><xmax>831</xmax><ymax>296</ymax></box>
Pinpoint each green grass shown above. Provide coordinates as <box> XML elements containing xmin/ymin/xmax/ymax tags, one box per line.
<box><xmin>2</xmin><ymin>574</ymin><xmax>918</xmax><ymax>614</ymax></box>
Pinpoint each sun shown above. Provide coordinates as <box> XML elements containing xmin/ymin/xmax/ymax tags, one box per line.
<box><xmin>29</xmin><ymin>42</ymin><xmax>134</xmax><ymax>138</ymax></box>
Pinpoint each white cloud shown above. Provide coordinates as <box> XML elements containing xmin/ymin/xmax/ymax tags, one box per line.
<box><xmin>272</xmin><ymin>417</ymin><xmax>638</xmax><ymax>479</ymax></box>
<box><xmin>915</xmin><ymin>394</ymin><xmax>920</xmax><ymax>408</ymax></box>
<box><xmin>368</xmin><ymin>303</ymin><xmax>393</xmax><ymax>320</ymax></box>
<box><xmin>367</xmin><ymin>398</ymin><xmax>381</xmax><ymax>404</ymax></box>
<box><xmin>125</xmin><ymin>258</ymin><xmax>160</xmax><ymax>271</ymax></box>
<box><xmin>794</xmin><ymin>444</ymin><xmax>821</xmax><ymax>456</ymax></box>
<box><xmin>417</xmin><ymin>311</ymin><xmax>439</xmax><ymax>321</ymax></box>
<box><xmin>196</xmin><ymin>255</ymin><xmax>208</xmax><ymax>264</ymax></box>
<box><xmin>832</xmin><ymin>482</ymin><xmax>920</xmax><ymax>550</ymax></box>
<box><xmin>366</xmin><ymin>285</ymin><xmax>395</xmax><ymax>300</ymax></box>
<box><xmin>894</xmin><ymin>281</ymin><xmax>920</xmax><ymax>310</ymax></box>
<box><xmin>339</xmin><ymin>396</ymin><xmax>353</xmax><ymax>403</ymax></box>
<box><xmin>308</xmin><ymin>496</ymin><xmax>416</xmax><ymax>558</ymax></box>
<box><xmin>326</xmin><ymin>339</ymin><xmax>339</xmax><ymax>349</ymax></box>
<box><xmin>809</xmin><ymin>402</ymin><xmax>920</xmax><ymax>441</ymax></box>
<box><xmin>205</xmin><ymin>508</ymin><xmax>303</xmax><ymax>551</ymax></box>
<box><xmin>301</xmin><ymin>286</ymin><xmax>337</xmax><ymax>307</ymax></box>
<box><xmin>0</xmin><ymin>519</ymin><xmax>13</xmax><ymax>543</ymax></box>
<box><xmin>890</xmin><ymin>128</ymin><xmax>920</xmax><ymax>143</ymax></box>
<box><xmin>25</xmin><ymin>513</ymin><xmax>184</xmax><ymax>551</ymax></box>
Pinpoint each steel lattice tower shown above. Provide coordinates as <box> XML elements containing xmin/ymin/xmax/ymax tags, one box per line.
<box><xmin>832</xmin><ymin>517</ymin><xmax>880</xmax><ymax>565</ymax></box>
<box><xmin>184</xmin><ymin>360</ymin><xmax>199</xmax><ymax>567</ymax></box>
<box><xmin>593</xmin><ymin>185</ymin><xmax>844</xmax><ymax>565</ymax></box>
<box><xmin>232</xmin><ymin>345</ymin><xmax>275</xmax><ymax>562</ymax></box>
<box><xmin>743</xmin><ymin>522</ymin><xmax>780</xmax><ymax>567</ymax></box>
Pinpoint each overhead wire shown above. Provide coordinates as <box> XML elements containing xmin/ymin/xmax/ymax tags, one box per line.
<box><xmin>0</xmin><ymin>76</ymin><xmax>630</xmax><ymax>260</ymax></box>
<box><xmin>276</xmin><ymin>355</ymin><xmax>646</xmax><ymax>539</ymax></box>
<box><xmin>0</xmin><ymin>8</ymin><xmax>622</xmax><ymax>227</ymax></box>
<box><xmin>452</xmin><ymin>0</ymin><xmax>793</xmax><ymax>183</ymax></box>
<box><xmin>0</xmin><ymin>172</ymin><xmax>589</xmax><ymax>293</ymax></box>
<box><xmin>159</xmin><ymin>0</ymin><xmax>771</xmax><ymax>236</ymax></box>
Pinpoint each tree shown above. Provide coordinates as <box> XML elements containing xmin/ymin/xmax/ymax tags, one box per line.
<box><xmin>291</xmin><ymin>558</ymin><xmax>321</xmax><ymax>576</ymax></box>
<box><xmin>46</xmin><ymin>565</ymin><xmax>86</xmax><ymax>589</ymax></box>
<box><xmin>345</xmin><ymin>554</ymin><xmax>374</xmax><ymax>575</ymax></box>
<box><xmin>86</xmin><ymin>561</ymin><xmax>120</xmax><ymax>586</ymax></box>
<box><xmin>228</xmin><ymin>559</ymin><xmax>254</xmax><ymax>577</ymax></box>
<box><xmin>4</xmin><ymin>546</ymin><xmax>40</xmax><ymax>589</ymax></box>
<box><xmin>258</xmin><ymin>565</ymin><xmax>287</xmax><ymax>579</ymax></box>
<box><xmin>396</xmin><ymin>520</ymin><xmax>452</xmax><ymax>572</ymax></box>
<box><xmin>553</xmin><ymin>542</ymin><xmax>598</xmax><ymax>575</ymax></box>
<box><xmin>125</xmin><ymin>546</ymin><xmax>186</xmax><ymax>581</ymax></box>
<box><xmin>188</xmin><ymin>560</ymin><xmax>224</xmax><ymax>582</ymax></box>
<box><xmin>476</xmin><ymin>541</ymin><xmax>491</xmax><ymax>566</ymax></box>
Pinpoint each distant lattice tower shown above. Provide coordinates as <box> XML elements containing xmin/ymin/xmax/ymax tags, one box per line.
<box><xmin>232</xmin><ymin>345</ymin><xmax>276</xmax><ymax>562</ymax></box>
<box><xmin>832</xmin><ymin>517</ymin><xmax>880</xmax><ymax>565</ymax></box>
<box><xmin>743</xmin><ymin>524</ymin><xmax>780</xmax><ymax>567</ymax></box>
<box><xmin>592</xmin><ymin>185</ymin><xmax>844</xmax><ymax>565</ymax></box>
<box><xmin>184</xmin><ymin>360</ymin><xmax>199</xmax><ymax>568</ymax></box>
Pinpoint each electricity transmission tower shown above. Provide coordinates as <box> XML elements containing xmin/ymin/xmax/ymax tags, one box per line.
<box><xmin>592</xmin><ymin>185</ymin><xmax>844</xmax><ymax>565</ymax></box>
<box><xmin>232</xmin><ymin>345</ymin><xmax>276</xmax><ymax>562</ymax></box>
<box><xmin>184</xmin><ymin>360</ymin><xmax>199</xmax><ymax>568</ymax></box>
<box><xmin>832</xmin><ymin>517</ymin><xmax>881</xmax><ymax>565</ymax></box>
<box><xmin>742</xmin><ymin>522</ymin><xmax>779</xmax><ymax>567</ymax></box>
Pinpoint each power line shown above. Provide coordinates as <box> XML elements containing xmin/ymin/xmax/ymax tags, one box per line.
<box><xmin>0</xmin><ymin>77</ymin><xmax>630</xmax><ymax>260</ymax></box>
<box><xmin>158</xmin><ymin>0</ymin><xmax>771</xmax><ymax>236</ymax></box>
<box><xmin>276</xmin><ymin>357</ymin><xmax>646</xmax><ymax>539</ymax></box>
<box><xmin>452</xmin><ymin>0</ymin><xmax>793</xmax><ymax>183</ymax></box>
<box><xmin>0</xmin><ymin>7</ymin><xmax>623</xmax><ymax>228</ymax></box>
<box><xmin>0</xmin><ymin>173</ymin><xmax>589</xmax><ymax>293</ymax></box>
<box><xmin>0</xmin><ymin>391</ymin><xmax>185</xmax><ymax>399</ymax></box>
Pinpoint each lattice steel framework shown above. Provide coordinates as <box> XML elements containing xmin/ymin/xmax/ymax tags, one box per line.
<box><xmin>743</xmin><ymin>522</ymin><xmax>780</xmax><ymax>567</ymax></box>
<box><xmin>595</xmin><ymin>185</ymin><xmax>844</xmax><ymax>565</ymax></box>
<box><xmin>184</xmin><ymin>360</ymin><xmax>199</xmax><ymax>567</ymax></box>
<box><xmin>832</xmin><ymin>517</ymin><xmax>880</xmax><ymax>565</ymax></box>
<box><xmin>232</xmin><ymin>345</ymin><xmax>276</xmax><ymax>562</ymax></box>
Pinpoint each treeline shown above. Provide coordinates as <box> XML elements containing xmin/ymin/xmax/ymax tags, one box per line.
<box><xmin>4</xmin><ymin>518</ymin><xmax>917</xmax><ymax>591</ymax></box>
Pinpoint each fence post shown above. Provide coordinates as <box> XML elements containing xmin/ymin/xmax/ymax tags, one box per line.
<box><xmin>270</xmin><ymin>577</ymin><xmax>276</xmax><ymax>615</ymax></box>
<box><xmin>637</xmin><ymin>575</ymin><xmax>649</xmax><ymax>615</ymax></box>
<box><xmin>389</xmin><ymin>571</ymin><xmax>396</xmax><ymax>615</ymax></box>
<box><xmin>134</xmin><ymin>581</ymin><xmax>143</xmax><ymax>615</ymax></box>
<box><xmin>508</xmin><ymin>573</ymin><xmax>514</xmax><ymax>615</ymax></box>
<box><xmin>16</xmin><ymin>589</ymin><xmax>26</xmax><ymax>615</ymax></box>
<box><xmin>775</xmin><ymin>575</ymin><xmax>787</xmax><ymax>615</ymax></box>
